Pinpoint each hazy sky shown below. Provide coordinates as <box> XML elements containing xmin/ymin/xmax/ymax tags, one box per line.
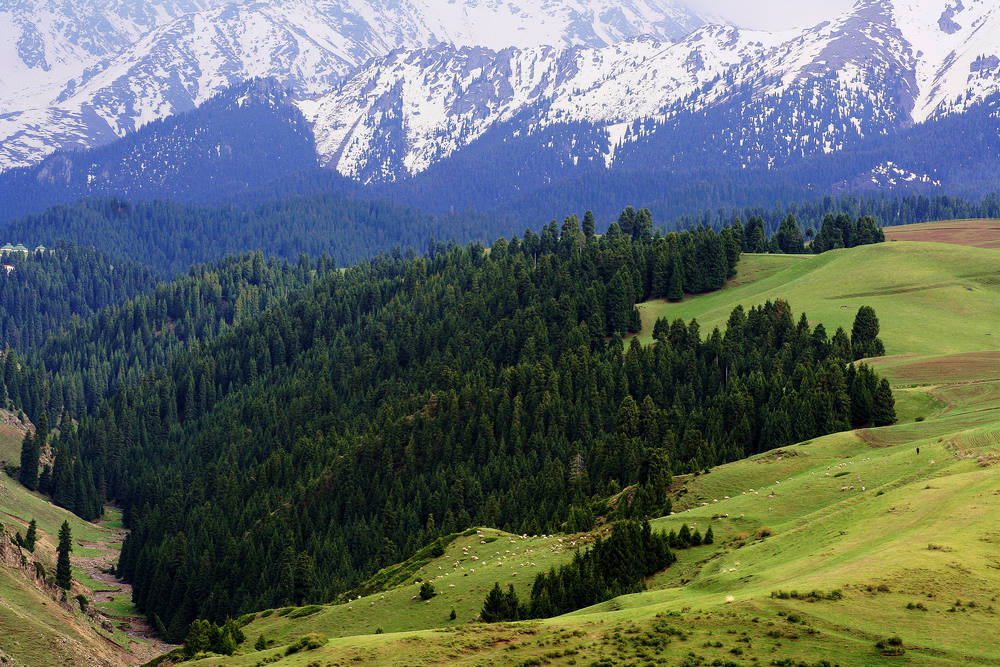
<box><xmin>691</xmin><ymin>0</ymin><xmax>857</xmax><ymax>31</ymax></box>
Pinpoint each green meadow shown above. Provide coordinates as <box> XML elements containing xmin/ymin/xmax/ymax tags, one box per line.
<box><xmin>636</xmin><ymin>242</ymin><xmax>1000</xmax><ymax>356</ymax></box>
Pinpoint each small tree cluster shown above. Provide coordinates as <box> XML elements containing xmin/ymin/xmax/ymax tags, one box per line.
<box><xmin>481</xmin><ymin>583</ymin><xmax>522</xmax><ymax>623</ymax></box>
<box><xmin>183</xmin><ymin>618</ymin><xmax>246</xmax><ymax>657</ymax></box>
<box><xmin>481</xmin><ymin>520</ymin><xmax>676</xmax><ymax>621</ymax></box>
<box><xmin>851</xmin><ymin>306</ymin><xmax>886</xmax><ymax>360</ymax></box>
<box><xmin>419</xmin><ymin>580</ymin><xmax>436</xmax><ymax>600</ymax></box>
<box><xmin>14</xmin><ymin>519</ymin><xmax>37</xmax><ymax>552</ymax></box>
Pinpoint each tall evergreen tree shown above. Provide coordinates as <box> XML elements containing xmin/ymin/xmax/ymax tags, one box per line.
<box><xmin>56</xmin><ymin>521</ymin><xmax>73</xmax><ymax>590</ymax></box>
<box><xmin>667</xmin><ymin>253</ymin><xmax>684</xmax><ymax>302</ymax></box>
<box><xmin>18</xmin><ymin>431</ymin><xmax>38</xmax><ymax>491</ymax></box>
<box><xmin>872</xmin><ymin>379</ymin><xmax>897</xmax><ymax>427</ymax></box>
<box><xmin>851</xmin><ymin>306</ymin><xmax>886</xmax><ymax>359</ymax></box>
<box><xmin>24</xmin><ymin>519</ymin><xmax>37</xmax><ymax>552</ymax></box>
<box><xmin>582</xmin><ymin>210</ymin><xmax>596</xmax><ymax>239</ymax></box>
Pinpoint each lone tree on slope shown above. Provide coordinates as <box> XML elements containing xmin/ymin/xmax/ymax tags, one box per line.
<box><xmin>56</xmin><ymin>520</ymin><xmax>73</xmax><ymax>590</ymax></box>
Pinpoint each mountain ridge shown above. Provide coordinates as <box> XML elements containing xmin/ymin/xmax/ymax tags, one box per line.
<box><xmin>0</xmin><ymin>0</ymin><xmax>707</xmax><ymax>169</ymax></box>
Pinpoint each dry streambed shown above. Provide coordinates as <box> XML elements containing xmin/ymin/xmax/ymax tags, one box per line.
<box><xmin>76</xmin><ymin>512</ymin><xmax>177</xmax><ymax>663</ymax></box>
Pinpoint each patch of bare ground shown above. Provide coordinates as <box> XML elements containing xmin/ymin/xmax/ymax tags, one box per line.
<box><xmin>884</xmin><ymin>219</ymin><xmax>1000</xmax><ymax>248</ymax></box>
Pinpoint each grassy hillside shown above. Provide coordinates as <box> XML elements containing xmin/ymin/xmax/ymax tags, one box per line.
<box><xmin>187</xmin><ymin>375</ymin><xmax>1000</xmax><ymax>665</ymax></box>
<box><xmin>0</xmin><ymin>410</ymin><xmax>29</xmax><ymax>466</ymax></box>
<box><xmin>636</xmin><ymin>242</ymin><xmax>1000</xmax><ymax>356</ymax></box>
<box><xmin>168</xmin><ymin>226</ymin><xmax>1000</xmax><ymax>666</ymax></box>
<box><xmin>0</xmin><ymin>473</ymin><xmax>164</xmax><ymax>665</ymax></box>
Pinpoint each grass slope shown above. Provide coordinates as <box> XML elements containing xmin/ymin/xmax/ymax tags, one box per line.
<box><xmin>636</xmin><ymin>241</ymin><xmax>1000</xmax><ymax>356</ymax></box>
<box><xmin>184</xmin><ymin>380</ymin><xmax>1000</xmax><ymax>666</ymax></box>
<box><xmin>0</xmin><ymin>410</ymin><xmax>29</xmax><ymax>466</ymax></box>
<box><xmin>234</xmin><ymin>528</ymin><xmax>589</xmax><ymax>645</ymax></box>
<box><xmin>0</xmin><ymin>476</ymin><xmax>168</xmax><ymax>665</ymax></box>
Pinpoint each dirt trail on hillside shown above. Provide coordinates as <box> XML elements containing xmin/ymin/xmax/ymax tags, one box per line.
<box><xmin>76</xmin><ymin>509</ymin><xmax>177</xmax><ymax>664</ymax></box>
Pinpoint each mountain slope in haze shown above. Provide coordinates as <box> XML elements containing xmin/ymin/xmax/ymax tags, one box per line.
<box><xmin>0</xmin><ymin>79</ymin><xmax>320</xmax><ymax>220</ymax></box>
<box><xmin>0</xmin><ymin>0</ymin><xmax>706</xmax><ymax>169</ymax></box>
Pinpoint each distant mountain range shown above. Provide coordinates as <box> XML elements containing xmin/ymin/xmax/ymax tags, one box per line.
<box><xmin>0</xmin><ymin>0</ymin><xmax>704</xmax><ymax>169</ymax></box>
<box><xmin>0</xmin><ymin>0</ymin><xmax>998</xmax><ymax>223</ymax></box>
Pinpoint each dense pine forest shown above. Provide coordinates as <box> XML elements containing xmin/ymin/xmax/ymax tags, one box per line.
<box><xmin>0</xmin><ymin>191</ymin><xmax>985</xmax><ymax>282</ymax></box>
<box><xmin>0</xmin><ymin>206</ymin><xmax>896</xmax><ymax>644</ymax></box>
<box><xmin>0</xmin><ymin>244</ymin><xmax>155</xmax><ymax>351</ymax></box>
<box><xmin>3</xmin><ymin>220</ymin><xmax>888</xmax><ymax>640</ymax></box>
<box><xmin>0</xmin><ymin>196</ymin><xmax>510</xmax><ymax>278</ymax></box>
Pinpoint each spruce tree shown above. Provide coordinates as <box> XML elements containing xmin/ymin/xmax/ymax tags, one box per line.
<box><xmin>667</xmin><ymin>254</ymin><xmax>684</xmax><ymax>302</ymax></box>
<box><xmin>184</xmin><ymin>619</ymin><xmax>212</xmax><ymax>657</ymax></box>
<box><xmin>703</xmin><ymin>525</ymin><xmax>714</xmax><ymax>545</ymax></box>
<box><xmin>24</xmin><ymin>519</ymin><xmax>37</xmax><ymax>552</ymax></box>
<box><xmin>419</xmin><ymin>580</ymin><xmax>436</xmax><ymax>600</ymax></box>
<box><xmin>56</xmin><ymin>520</ymin><xmax>72</xmax><ymax>590</ymax></box>
<box><xmin>482</xmin><ymin>582</ymin><xmax>514</xmax><ymax>622</ymax></box>
<box><xmin>582</xmin><ymin>210</ymin><xmax>596</xmax><ymax>239</ymax></box>
<box><xmin>872</xmin><ymin>379</ymin><xmax>896</xmax><ymax>426</ymax></box>
<box><xmin>775</xmin><ymin>215</ymin><xmax>805</xmax><ymax>254</ymax></box>
<box><xmin>18</xmin><ymin>430</ymin><xmax>38</xmax><ymax>490</ymax></box>
<box><xmin>851</xmin><ymin>306</ymin><xmax>885</xmax><ymax>360</ymax></box>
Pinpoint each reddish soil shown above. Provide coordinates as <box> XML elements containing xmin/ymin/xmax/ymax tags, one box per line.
<box><xmin>878</xmin><ymin>351</ymin><xmax>1000</xmax><ymax>385</ymax></box>
<box><xmin>884</xmin><ymin>220</ymin><xmax>1000</xmax><ymax>248</ymax></box>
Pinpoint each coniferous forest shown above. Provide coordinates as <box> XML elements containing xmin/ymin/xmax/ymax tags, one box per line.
<box><xmin>0</xmin><ymin>206</ymin><xmax>895</xmax><ymax>644</ymax></box>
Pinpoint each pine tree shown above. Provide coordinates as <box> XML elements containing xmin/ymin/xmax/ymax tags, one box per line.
<box><xmin>24</xmin><ymin>519</ymin><xmax>37</xmax><ymax>552</ymax></box>
<box><xmin>775</xmin><ymin>215</ymin><xmax>805</xmax><ymax>254</ymax></box>
<box><xmin>56</xmin><ymin>520</ymin><xmax>72</xmax><ymax>590</ymax></box>
<box><xmin>703</xmin><ymin>525</ymin><xmax>714</xmax><ymax>545</ymax></box>
<box><xmin>678</xmin><ymin>523</ymin><xmax>692</xmax><ymax>547</ymax></box>
<box><xmin>872</xmin><ymin>379</ymin><xmax>896</xmax><ymax>426</ymax></box>
<box><xmin>18</xmin><ymin>430</ymin><xmax>38</xmax><ymax>490</ymax></box>
<box><xmin>481</xmin><ymin>582</ymin><xmax>518</xmax><ymax>622</ymax></box>
<box><xmin>255</xmin><ymin>634</ymin><xmax>267</xmax><ymax>651</ymax></box>
<box><xmin>667</xmin><ymin>253</ymin><xmax>684</xmax><ymax>302</ymax></box>
<box><xmin>184</xmin><ymin>619</ymin><xmax>212</xmax><ymax>657</ymax></box>
<box><xmin>851</xmin><ymin>306</ymin><xmax>885</xmax><ymax>360</ymax></box>
<box><xmin>419</xmin><ymin>580</ymin><xmax>436</xmax><ymax>600</ymax></box>
<box><xmin>582</xmin><ymin>211</ymin><xmax>596</xmax><ymax>239</ymax></box>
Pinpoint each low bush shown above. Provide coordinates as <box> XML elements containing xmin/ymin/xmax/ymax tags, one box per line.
<box><xmin>285</xmin><ymin>633</ymin><xmax>328</xmax><ymax>655</ymax></box>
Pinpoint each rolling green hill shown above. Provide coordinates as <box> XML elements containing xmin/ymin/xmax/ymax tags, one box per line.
<box><xmin>170</xmin><ymin>224</ymin><xmax>1000</xmax><ymax>666</ymax></box>
<box><xmin>636</xmin><ymin>241</ymin><xmax>1000</xmax><ymax>357</ymax></box>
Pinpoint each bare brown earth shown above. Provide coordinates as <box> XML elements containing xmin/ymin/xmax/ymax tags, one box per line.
<box><xmin>873</xmin><ymin>351</ymin><xmax>1000</xmax><ymax>385</ymax></box>
<box><xmin>884</xmin><ymin>218</ymin><xmax>1000</xmax><ymax>248</ymax></box>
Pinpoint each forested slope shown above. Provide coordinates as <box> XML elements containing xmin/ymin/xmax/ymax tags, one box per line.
<box><xmin>0</xmin><ymin>244</ymin><xmax>155</xmax><ymax>352</ymax></box>
<box><xmin>26</xmin><ymin>220</ymin><xmax>892</xmax><ymax>640</ymax></box>
<box><xmin>0</xmin><ymin>196</ymin><xmax>512</xmax><ymax>278</ymax></box>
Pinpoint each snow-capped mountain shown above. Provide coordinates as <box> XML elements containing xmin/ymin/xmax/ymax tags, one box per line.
<box><xmin>1</xmin><ymin>0</ymin><xmax>999</xmax><ymax>198</ymax></box>
<box><xmin>302</xmin><ymin>0</ymin><xmax>1000</xmax><ymax>183</ymax></box>
<box><xmin>0</xmin><ymin>0</ymin><xmax>706</xmax><ymax>169</ymax></box>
